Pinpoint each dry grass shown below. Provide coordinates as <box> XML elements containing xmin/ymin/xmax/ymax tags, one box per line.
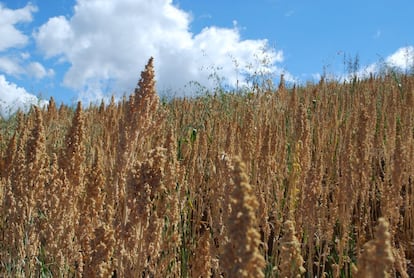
<box><xmin>0</xmin><ymin>58</ymin><xmax>413</xmax><ymax>277</ymax></box>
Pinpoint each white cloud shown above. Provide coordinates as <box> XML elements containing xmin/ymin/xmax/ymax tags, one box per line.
<box><xmin>385</xmin><ymin>46</ymin><xmax>414</xmax><ymax>70</ymax></box>
<box><xmin>34</xmin><ymin>0</ymin><xmax>285</xmax><ymax>101</ymax></box>
<box><xmin>0</xmin><ymin>3</ymin><xmax>53</xmax><ymax>118</ymax></box>
<box><xmin>0</xmin><ymin>56</ymin><xmax>24</xmax><ymax>76</ymax></box>
<box><xmin>34</xmin><ymin>16</ymin><xmax>74</xmax><ymax>59</ymax></box>
<box><xmin>0</xmin><ymin>3</ymin><xmax>37</xmax><ymax>51</ymax></box>
<box><xmin>20</xmin><ymin>51</ymin><xmax>31</xmax><ymax>60</ymax></box>
<box><xmin>0</xmin><ymin>74</ymin><xmax>47</xmax><ymax>119</ymax></box>
<box><xmin>359</xmin><ymin>63</ymin><xmax>379</xmax><ymax>77</ymax></box>
<box><xmin>0</xmin><ymin>3</ymin><xmax>52</xmax><ymax>79</ymax></box>
<box><xmin>311</xmin><ymin>73</ymin><xmax>322</xmax><ymax>81</ymax></box>
<box><xmin>27</xmin><ymin>62</ymin><xmax>55</xmax><ymax>79</ymax></box>
<box><xmin>0</xmin><ymin>55</ymin><xmax>54</xmax><ymax>80</ymax></box>
<box><xmin>342</xmin><ymin>46</ymin><xmax>414</xmax><ymax>81</ymax></box>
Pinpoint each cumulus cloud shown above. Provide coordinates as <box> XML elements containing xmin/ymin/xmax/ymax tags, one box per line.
<box><xmin>0</xmin><ymin>3</ymin><xmax>37</xmax><ymax>51</ymax></box>
<box><xmin>0</xmin><ymin>2</ymin><xmax>56</xmax><ymax>81</ymax></box>
<box><xmin>34</xmin><ymin>0</ymin><xmax>284</xmax><ymax>101</ymax></box>
<box><xmin>0</xmin><ymin>55</ymin><xmax>54</xmax><ymax>80</ymax></box>
<box><xmin>0</xmin><ymin>74</ymin><xmax>47</xmax><ymax>119</ymax></box>
<box><xmin>343</xmin><ymin>46</ymin><xmax>414</xmax><ymax>80</ymax></box>
<box><xmin>0</xmin><ymin>3</ymin><xmax>36</xmax><ymax>77</ymax></box>
<box><xmin>0</xmin><ymin>56</ymin><xmax>24</xmax><ymax>76</ymax></box>
<box><xmin>27</xmin><ymin>62</ymin><xmax>55</xmax><ymax>79</ymax></box>
<box><xmin>385</xmin><ymin>46</ymin><xmax>414</xmax><ymax>70</ymax></box>
<box><xmin>0</xmin><ymin>3</ymin><xmax>52</xmax><ymax>118</ymax></box>
<box><xmin>34</xmin><ymin>16</ymin><xmax>74</xmax><ymax>59</ymax></box>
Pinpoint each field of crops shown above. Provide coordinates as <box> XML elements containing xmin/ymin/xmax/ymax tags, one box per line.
<box><xmin>1</xmin><ymin>58</ymin><xmax>413</xmax><ymax>277</ymax></box>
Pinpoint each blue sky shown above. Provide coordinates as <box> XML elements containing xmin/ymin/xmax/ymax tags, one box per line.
<box><xmin>0</xmin><ymin>0</ymin><xmax>413</xmax><ymax>118</ymax></box>
<box><xmin>177</xmin><ymin>0</ymin><xmax>413</xmax><ymax>74</ymax></box>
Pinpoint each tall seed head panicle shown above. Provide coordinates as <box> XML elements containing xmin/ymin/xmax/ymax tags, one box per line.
<box><xmin>3</xmin><ymin>130</ymin><xmax>17</xmax><ymax>178</ymax></box>
<box><xmin>81</xmin><ymin>147</ymin><xmax>109</xmax><ymax>275</ymax></box>
<box><xmin>278</xmin><ymin>220</ymin><xmax>306</xmax><ymax>278</ymax></box>
<box><xmin>139</xmin><ymin>147</ymin><xmax>167</xmax><ymax>197</ymax></box>
<box><xmin>11</xmin><ymin>115</ymin><xmax>28</xmax><ymax>196</ymax></box>
<box><xmin>277</xmin><ymin>74</ymin><xmax>288</xmax><ymax>102</ymax></box>
<box><xmin>278</xmin><ymin>74</ymin><xmax>286</xmax><ymax>91</ymax></box>
<box><xmin>355</xmin><ymin>217</ymin><xmax>395</xmax><ymax>278</ymax></box>
<box><xmin>86</xmin><ymin>223</ymin><xmax>116</xmax><ymax>277</ymax></box>
<box><xmin>119</xmin><ymin>57</ymin><xmax>161</xmax><ymax>168</ymax></box>
<box><xmin>61</xmin><ymin>101</ymin><xmax>85</xmax><ymax>178</ymax></box>
<box><xmin>137</xmin><ymin>57</ymin><xmax>156</xmax><ymax>97</ymax></box>
<box><xmin>26</xmin><ymin>106</ymin><xmax>47</xmax><ymax>174</ymax></box>
<box><xmin>25</xmin><ymin>106</ymin><xmax>48</xmax><ymax>242</ymax></box>
<box><xmin>134</xmin><ymin>57</ymin><xmax>159</xmax><ymax>118</ymax></box>
<box><xmin>223</xmin><ymin>156</ymin><xmax>265</xmax><ymax>278</ymax></box>
<box><xmin>46</xmin><ymin>96</ymin><xmax>58</xmax><ymax>123</ymax></box>
<box><xmin>192</xmin><ymin>230</ymin><xmax>212</xmax><ymax>278</ymax></box>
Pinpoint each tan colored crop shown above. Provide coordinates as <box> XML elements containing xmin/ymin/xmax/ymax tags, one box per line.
<box><xmin>353</xmin><ymin>217</ymin><xmax>395</xmax><ymax>277</ymax></box>
<box><xmin>222</xmin><ymin>156</ymin><xmax>266</xmax><ymax>277</ymax></box>
<box><xmin>0</xmin><ymin>59</ymin><xmax>413</xmax><ymax>277</ymax></box>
